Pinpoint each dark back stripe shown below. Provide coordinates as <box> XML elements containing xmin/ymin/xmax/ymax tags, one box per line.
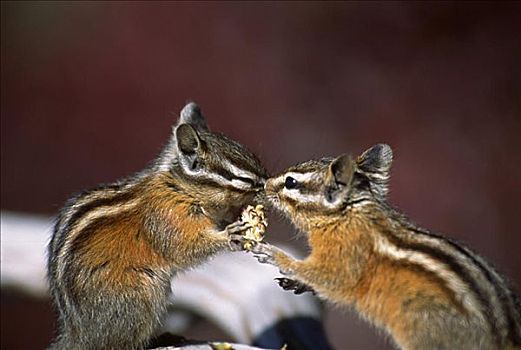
<box><xmin>53</xmin><ymin>185</ymin><xmax>136</xmax><ymax>266</ymax></box>
<box><xmin>62</xmin><ymin>213</ymin><xmax>130</xmax><ymax>300</ymax></box>
<box><xmin>380</xmin><ymin>256</ymin><xmax>466</xmax><ymax>314</ymax></box>
<box><xmin>379</xmin><ymin>226</ymin><xmax>502</xmax><ymax>345</ymax></box>
<box><xmin>62</xmin><ymin>184</ymin><xmax>121</xmax><ymax>232</ymax></box>
<box><xmin>409</xmin><ymin>227</ymin><xmax>520</xmax><ymax>345</ymax></box>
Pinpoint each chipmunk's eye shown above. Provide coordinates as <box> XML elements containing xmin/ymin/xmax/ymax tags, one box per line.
<box><xmin>284</xmin><ymin>176</ymin><xmax>299</xmax><ymax>189</ymax></box>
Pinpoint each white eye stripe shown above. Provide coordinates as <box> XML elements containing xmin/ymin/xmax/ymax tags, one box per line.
<box><xmin>201</xmin><ymin>170</ymin><xmax>250</xmax><ymax>189</ymax></box>
<box><xmin>284</xmin><ymin>172</ymin><xmax>319</xmax><ymax>184</ymax></box>
<box><xmin>278</xmin><ymin>172</ymin><xmax>321</xmax><ymax>202</ymax></box>
<box><xmin>282</xmin><ymin>188</ymin><xmax>344</xmax><ymax>209</ymax></box>
<box><xmin>181</xmin><ymin>163</ymin><xmax>253</xmax><ymax>190</ymax></box>
<box><xmin>221</xmin><ymin>159</ymin><xmax>260</xmax><ymax>183</ymax></box>
<box><xmin>283</xmin><ymin>187</ymin><xmax>321</xmax><ymax>203</ymax></box>
<box><xmin>230</xmin><ymin>178</ymin><xmax>253</xmax><ymax>190</ymax></box>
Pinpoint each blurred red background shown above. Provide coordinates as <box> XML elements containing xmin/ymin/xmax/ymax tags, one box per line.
<box><xmin>2</xmin><ymin>2</ymin><xmax>520</xmax><ymax>349</ymax></box>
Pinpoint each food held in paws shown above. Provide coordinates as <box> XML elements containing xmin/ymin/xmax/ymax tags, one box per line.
<box><xmin>240</xmin><ymin>205</ymin><xmax>267</xmax><ymax>250</ymax></box>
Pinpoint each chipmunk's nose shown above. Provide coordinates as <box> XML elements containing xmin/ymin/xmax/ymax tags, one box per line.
<box><xmin>264</xmin><ymin>178</ymin><xmax>276</xmax><ymax>193</ymax></box>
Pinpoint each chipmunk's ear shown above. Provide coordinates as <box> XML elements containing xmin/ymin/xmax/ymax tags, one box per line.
<box><xmin>175</xmin><ymin>124</ymin><xmax>204</xmax><ymax>172</ymax></box>
<box><xmin>176</xmin><ymin>101</ymin><xmax>209</xmax><ymax>131</ymax></box>
<box><xmin>357</xmin><ymin>144</ymin><xmax>393</xmax><ymax>196</ymax></box>
<box><xmin>325</xmin><ymin>154</ymin><xmax>356</xmax><ymax>204</ymax></box>
<box><xmin>159</xmin><ymin>102</ymin><xmax>208</xmax><ymax>171</ymax></box>
<box><xmin>176</xmin><ymin>124</ymin><xmax>202</xmax><ymax>154</ymax></box>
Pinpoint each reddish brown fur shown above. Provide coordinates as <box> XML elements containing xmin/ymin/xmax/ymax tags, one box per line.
<box><xmin>47</xmin><ymin>102</ymin><xmax>268</xmax><ymax>349</ymax></box>
<box><xmin>254</xmin><ymin>145</ymin><xmax>521</xmax><ymax>349</ymax></box>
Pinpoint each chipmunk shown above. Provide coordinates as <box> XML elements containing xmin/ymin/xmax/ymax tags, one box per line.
<box><xmin>47</xmin><ymin>102</ymin><xmax>268</xmax><ymax>350</ymax></box>
<box><xmin>249</xmin><ymin>144</ymin><xmax>521</xmax><ymax>350</ymax></box>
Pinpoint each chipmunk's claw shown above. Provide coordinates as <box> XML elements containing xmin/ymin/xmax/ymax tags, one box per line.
<box><xmin>254</xmin><ymin>253</ymin><xmax>275</xmax><ymax>265</ymax></box>
<box><xmin>276</xmin><ymin>277</ymin><xmax>316</xmax><ymax>295</ymax></box>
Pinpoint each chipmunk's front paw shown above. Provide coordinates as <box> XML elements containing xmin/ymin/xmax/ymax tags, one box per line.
<box><xmin>224</xmin><ymin>220</ymin><xmax>252</xmax><ymax>235</ymax></box>
<box><xmin>224</xmin><ymin>220</ymin><xmax>252</xmax><ymax>251</ymax></box>
<box><xmin>226</xmin><ymin>205</ymin><xmax>267</xmax><ymax>251</ymax></box>
<box><xmin>228</xmin><ymin>232</ymin><xmax>248</xmax><ymax>251</ymax></box>
<box><xmin>251</xmin><ymin>242</ymin><xmax>277</xmax><ymax>265</ymax></box>
<box><xmin>275</xmin><ymin>277</ymin><xmax>316</xmax><ymax>295</ymax></box>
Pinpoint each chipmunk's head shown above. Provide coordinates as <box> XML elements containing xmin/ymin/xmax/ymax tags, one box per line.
<box><xmin>265</xmin><ymin>144</ymin><xmax>393</xmax><ymax>230</ymax></box>
<box><xmin>158</xmin><ymin>102</ymin><xmax>268</xmax><ymax>226</ymax></box>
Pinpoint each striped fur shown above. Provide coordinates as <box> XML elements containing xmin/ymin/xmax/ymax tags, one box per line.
<box><xmin>261</xmin><ymin>144</ymin><xmax>520</xmax><ymax>350</ymax></box>
<box><xmin>47</xmin><ymin>102</ymin><xmax>267</xmax><ymax>350</ymax></box>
